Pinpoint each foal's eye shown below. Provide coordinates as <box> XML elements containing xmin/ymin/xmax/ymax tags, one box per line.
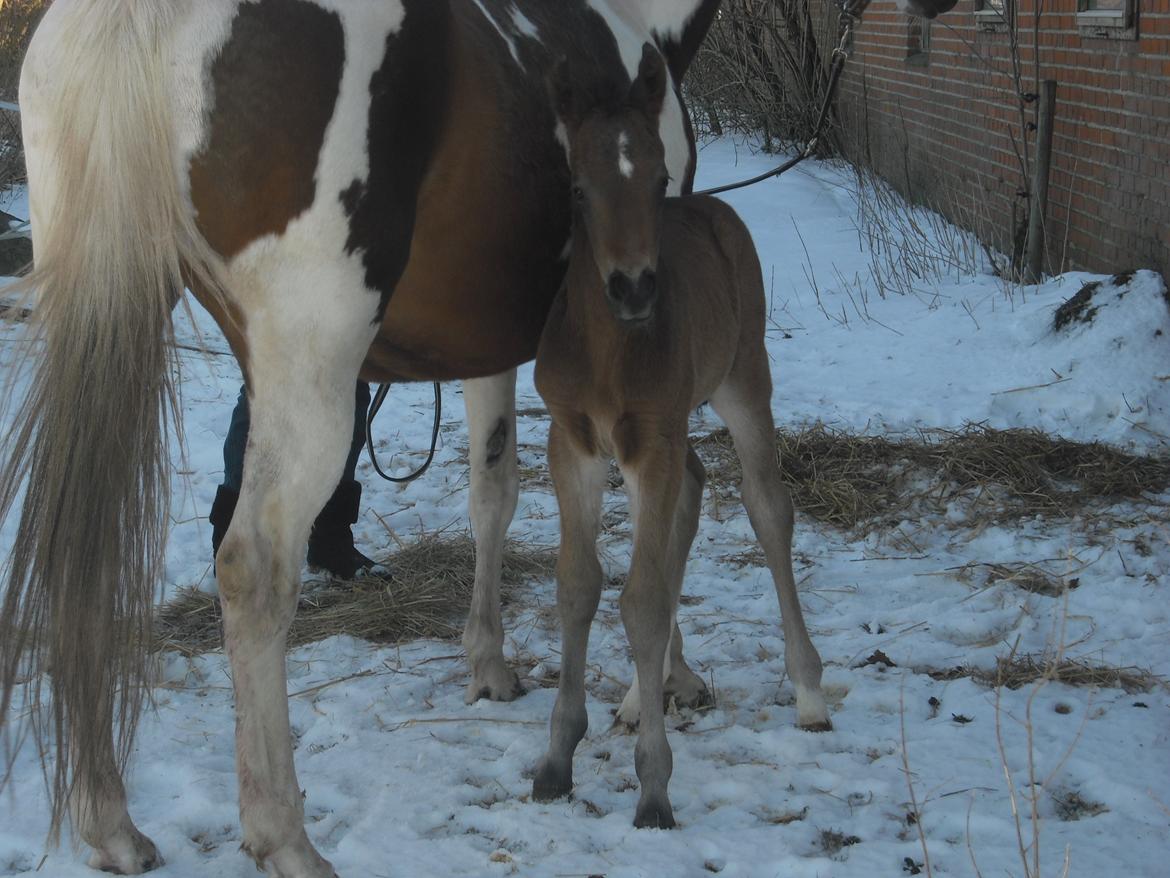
<box><xmin>572</xmin><ymin>185</ymin><xmax>585</xmax><ymax>203</ymax></box>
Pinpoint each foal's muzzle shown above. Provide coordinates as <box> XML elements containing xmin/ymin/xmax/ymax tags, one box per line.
<box><xmin>606</xmin><ymin>269</ymin><xmax>657</xmax><ymax>324</ymax></box>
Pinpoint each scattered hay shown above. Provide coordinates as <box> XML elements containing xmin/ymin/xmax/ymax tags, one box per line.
<box><xmin>985</xmin><ymin>654</ymin><xmax>1161</xmax><ymax>693</ymax></box>
<box><xmin>924</xmin><ymin>654</ymin><xmax>1162</xmax><ymax>694</ymax></box>
<box><xmin>965</xmin><ymin>561</ymin><xmax>1076</xmax><ymax>597</ymax></box>
<box><xmin>816</xmin><ymin>828</ymin><xmax>861</xmax><ymax>858</ymax></box>
<box><xmin>695</xmin><ymin>424</ymin><xmax>908</xmax><ymax>529</ymax></box>
<box><xmin>693</xmin><ymin>423</ymin><xmax>1170</xmax><ymax>532</ymax></box>
<box><xmin>155</xmin><ymin>533</ymin><xmax>557</xmax><ymax>656</ymax></box>
<box><xmin>1052</xmin><ymin>789</ymin><xmax>1109</xmax><ymax>821</ymax></box>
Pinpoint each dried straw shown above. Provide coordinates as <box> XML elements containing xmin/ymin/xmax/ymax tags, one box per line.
<box><xmin>983</xmin><ymin>654</ymin><xmax>1161</xmax><ymax>693</ymax></box>
<box><xmin>155</xmin><ymin>533</ymin><xmax>556</xmax><ymax>657</ymax></box>
<box><xmin>926</xmin><ymin>655</ymin><xmax>1162</xmax><ymax>694</ymax></box>
<box><xmin>694</xmin><ymin>423</ymin><xmax>1170</xmax><ymax>531</ymax></box>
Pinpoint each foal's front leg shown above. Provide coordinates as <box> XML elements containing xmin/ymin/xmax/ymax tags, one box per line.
<box><xmin>533</xmin><ymin>422</ymin><xmax>609</xmax><ymax>801</ymax></box>
<box><xmin>616</xmin><ymin>445</ymin><xmax>706</xmax><ymax>728</ymax></box>
<box><xmin>618</xmin><ymin>429</ymin><xmax>688</xmax><ymax>828</ymax></box>
<box><xmin>461</xmin><ymin>370</ymin><xmax>523</xmax><ymax>702</ymax></box>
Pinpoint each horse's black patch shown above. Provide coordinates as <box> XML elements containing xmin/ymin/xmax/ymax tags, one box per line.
<box><xmin>468</xmin><ymin>0</ymin><xmax>668</xmax><ymax>271</ymax></box>
<box><xmin>341</xmin><ymin>0</ymin><xmax>451</xmax><ymax>322</ymax></box>
<box><xmin>191</xmin><ymin>0</ymin><xmax>344</xmax><ymax>258</ymax></box>
<box><xmin>652</xmin><ymin>0</ymin><xmax>721</xmax><ymax>86</ymax></box>
<box><xmin>652</xmin><ymin>0</ymin><xmax>719</xmax><ymax>193</ymax></box>
<box><xmin>485</xmin><ymin>418</ymin><xmax>508</xmax><ymax>467</ymax></box>
<box><xmin>471</xmin><ymin>0</ymin><xmax>631</xmax><ymax>193</ymax></box>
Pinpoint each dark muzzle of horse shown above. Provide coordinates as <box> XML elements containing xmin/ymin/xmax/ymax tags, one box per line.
<box><xmin>606</xmin><ymin>269</ymin><xmax>657</xmax><ymax>323</ymax></box>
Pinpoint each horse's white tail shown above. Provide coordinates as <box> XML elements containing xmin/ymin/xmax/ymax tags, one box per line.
<box><xmin>0</xmin><ymin>0</ymin><xmax>223</xmax><ymax>839</ymax></box>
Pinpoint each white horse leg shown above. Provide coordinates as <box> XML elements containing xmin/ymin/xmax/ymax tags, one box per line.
<box><xmin>69</xmin><ymin>747</ymin><xmax>162</xmax><ymax>874</ymax></box>
<box><xmin>216</xmin><ymin>300</ymin><xmax>374</xmax><ymax>877</ymax></box>
<box><xmin>461</xmin><ymin>369</ymin><xmax>523</xmax><ymax>702</ymax></box>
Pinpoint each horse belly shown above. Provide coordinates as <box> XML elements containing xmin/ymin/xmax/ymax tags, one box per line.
<box><xmin>363</xmin><ymin>230</ymin><xmax>563</xmax><ymax>381</ymax></box>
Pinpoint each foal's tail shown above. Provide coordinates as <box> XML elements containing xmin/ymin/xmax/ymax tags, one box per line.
<box><xmin>0</xmin><ymin>1</ymin><xmax>223</xmax><ymax>837</ymax></box>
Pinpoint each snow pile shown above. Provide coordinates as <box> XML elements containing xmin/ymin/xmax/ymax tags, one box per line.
<box><xmin>1</xmin><ymin>144</ymin><xmax>1168</xmax><ymax>878</ymax></box>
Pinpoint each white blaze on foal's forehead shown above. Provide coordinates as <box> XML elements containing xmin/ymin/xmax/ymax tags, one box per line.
<box><xmin>617</xmin><ymin>130</ymin><xmax>634</xmax><ymax>179</ymax></box>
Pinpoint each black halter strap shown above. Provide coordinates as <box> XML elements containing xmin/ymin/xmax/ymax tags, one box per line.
<box><xmin>365</xmin><ymin>381</ymin><xmax>442</xmax><ymax>483</ymax></box>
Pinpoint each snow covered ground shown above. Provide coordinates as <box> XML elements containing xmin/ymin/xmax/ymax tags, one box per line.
<box><xmin>1</xmin><ymin>142</ymin><xmax>1168</xmax><ymax>877</ymax></box>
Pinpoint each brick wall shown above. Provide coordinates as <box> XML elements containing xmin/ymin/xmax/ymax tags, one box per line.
<box><xmin>834</xmin><ymin>0</ymin><xmax>1169</xmax><ymax>279</ymax></box>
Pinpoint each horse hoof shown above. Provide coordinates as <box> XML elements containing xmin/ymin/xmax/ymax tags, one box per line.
<box><xmin>532</xmin><ymin>760</ymin><xmax>573</xmax><ymax>802</ymax></box>
<box><xmin>665</xmin><ymin>682</ymin><xmax>713</xmax><ymax>712</ymax></box>
<box><xmin>464</xmin><ymin>663</ymin><xmax>525</xmax><ymax>704</ymax></box>
<box><xmin>800</xmin><ymin>718</ymin><xmax>833</xmax><ymax>733</ymax></box>
<box><xmin>633</xmin><ymin>795</ymin><xmax>676</xmax><ymax>829</ymax></box>
<box><xmin>88</xmin><ymin>828</ymin><xmax>164</xmax><ymax>874</ymax></box>
<box><xmin>664</xmin><ymin>663</ymin><xmax>713</xmax><ymax>712</ymax></box>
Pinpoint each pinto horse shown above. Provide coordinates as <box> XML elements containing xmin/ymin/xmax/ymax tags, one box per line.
<box><xmin>0</xmin><ymin>0</ymin><xmax>958</xmax><ymax>875</ymax></box>
<box><xmin>532</xmin><ymin>45</ymin><xmax>829</xmax><ymax>829</ymax></box>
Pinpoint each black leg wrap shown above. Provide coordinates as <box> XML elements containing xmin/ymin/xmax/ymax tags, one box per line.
<box><xmin>209</xmin><ymin>485</ymin><xmax>240</xmax><ymax>558</ymax></box>
<box><xmin>307</xmin><ymin>480</ymin><xmax>375</xmax><ymax>579</ymax></box>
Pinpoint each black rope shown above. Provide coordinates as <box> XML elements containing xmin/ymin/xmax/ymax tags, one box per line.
<box><xmin>694</xmin><ymin>1</ymin><xmax>868</xmax><ymax>198</ymax></box>
<box><xmin>365</xmin><ymin>381</ymin><xmax>442</xmax><ymax>483</ymax></box>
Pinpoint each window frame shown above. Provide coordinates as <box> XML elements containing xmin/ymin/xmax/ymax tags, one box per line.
<box><xmin>974</xmin><ymin>0</ymin><xmax>1008</xmax><ymax>34</ymax></box>
<box><xmin>1076</xmin><ymin>0</ymin><xmax>1137</xmax><ymax>40</ymax></box>
<box><xmin>906</xmin><ymin>16</ymin><xmax>931</xmax><ymax>66</ymax></box>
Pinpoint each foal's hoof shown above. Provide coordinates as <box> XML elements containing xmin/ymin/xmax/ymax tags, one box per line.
<box><xmin>611</xmin><ymin>709</ymin><xmax>639</xmax><ymax>734</ymax></box>
<box><xmin>87</xmin><ymin>827</ymin><xmax>164</xmax><ymax>874</ymax></box>
<box><xmin>666</xmin><ymin>682</ymin><xmax>714</xmax><ymax>712</ymax></box>
<box><xmin>665</xmin><ymin>666</ymin><xmax>713</xmax><ymax>712</ymax></box>
<box><xmin>800</xmin><ymin>718</ymin><xmax>833</xmax><ymax>733</ymax></box>
<box><xmin>795</xmin><ymin>688</ymin><xmax>833</xmax><ymax>732</ymax></box>
<box><xmin>532</xmin><ymin>759</ymin><xmax>573</xmax><ymax>802</ymax></box>
<box><xmin>633</xmin><ymin>794</ymin><xmax>676</xmax><ymax>830</ymax></box>
<box><xmin>464</xmin><ymin>661</ymin><xmax>525</xmax><ymax>704</ymax></box>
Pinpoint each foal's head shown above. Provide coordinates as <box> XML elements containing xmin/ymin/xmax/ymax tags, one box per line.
<box><xmin>552</xmin><ymin>44</ymin><xmax>670</xmax><ymax>325</ymax></box>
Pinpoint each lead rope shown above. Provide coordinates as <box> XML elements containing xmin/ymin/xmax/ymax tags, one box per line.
<box><xmin>694</xmin><ymin>0</ymin><xmax>871</xmax><ymax>197</ymax></box>
<box><xmin>366</xmin><ymin>381</ymin><xmax>442</xmax><ymax>483</ymax></box>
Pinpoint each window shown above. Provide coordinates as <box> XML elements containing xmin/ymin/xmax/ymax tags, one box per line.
<box><xmin>974</xmin><ymin>0</ymin><xmax>1008</xmax><ymax>33</ymax></box>
<box><xmin>906</xmin><ymin>18</ymin><xmax>930</xmax><ymax>66</ymax></box>
<box><xmin>1077</xmin><ymin>0</ymin><xmax>1137</xmax><ymax>39</ymax></box>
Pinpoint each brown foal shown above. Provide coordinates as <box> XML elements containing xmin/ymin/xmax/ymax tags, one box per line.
<box><xmin>532</xmin><ymin>44</ymin><xmax>831</xmax><ymax>829</ymax></box>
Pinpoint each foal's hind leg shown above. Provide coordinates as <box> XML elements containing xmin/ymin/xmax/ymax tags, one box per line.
<box><xmin>710</xmin><ymin>373</ymin><xmax>830</xmax><ymax>731</ymax></box>
<box><xmin>533</xmin><ymin>422</ymin><xmax>608</xmax><ymax>801</ymax></box>
<box><xmin>616</xmin><ymin>446</ymin><xmax>706</xmax><ymax>728</ymax></box>
<box><xmin>462</xmin><ymin>370</ymin><xmax>523</xmax><ymax>702</ymax></box>
<box><xmin>216</xmin><ymin>327</ymin><xmax>373</xmax><ymax>877</ymax></box>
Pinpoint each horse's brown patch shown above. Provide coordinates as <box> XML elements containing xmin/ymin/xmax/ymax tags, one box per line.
<box><xmin>360</xmin><ymin>0</ymin><xmax>638</xmax><ymax>382</ymax></box>
<box><xmin>189</xmin><ymin>0</ymin><xmax>344</xmax><ymax>259</ymax></box>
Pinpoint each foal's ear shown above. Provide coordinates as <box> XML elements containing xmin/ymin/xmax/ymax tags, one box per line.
<box><xmin>548</xmin><ymin>57</ymin><xmax>580</xmax><ymax>131</ymax></box>
<box><xmin>629</xmin><ymin>43</ymin><xmax>667</xmax><ymax>119</ymax></box>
